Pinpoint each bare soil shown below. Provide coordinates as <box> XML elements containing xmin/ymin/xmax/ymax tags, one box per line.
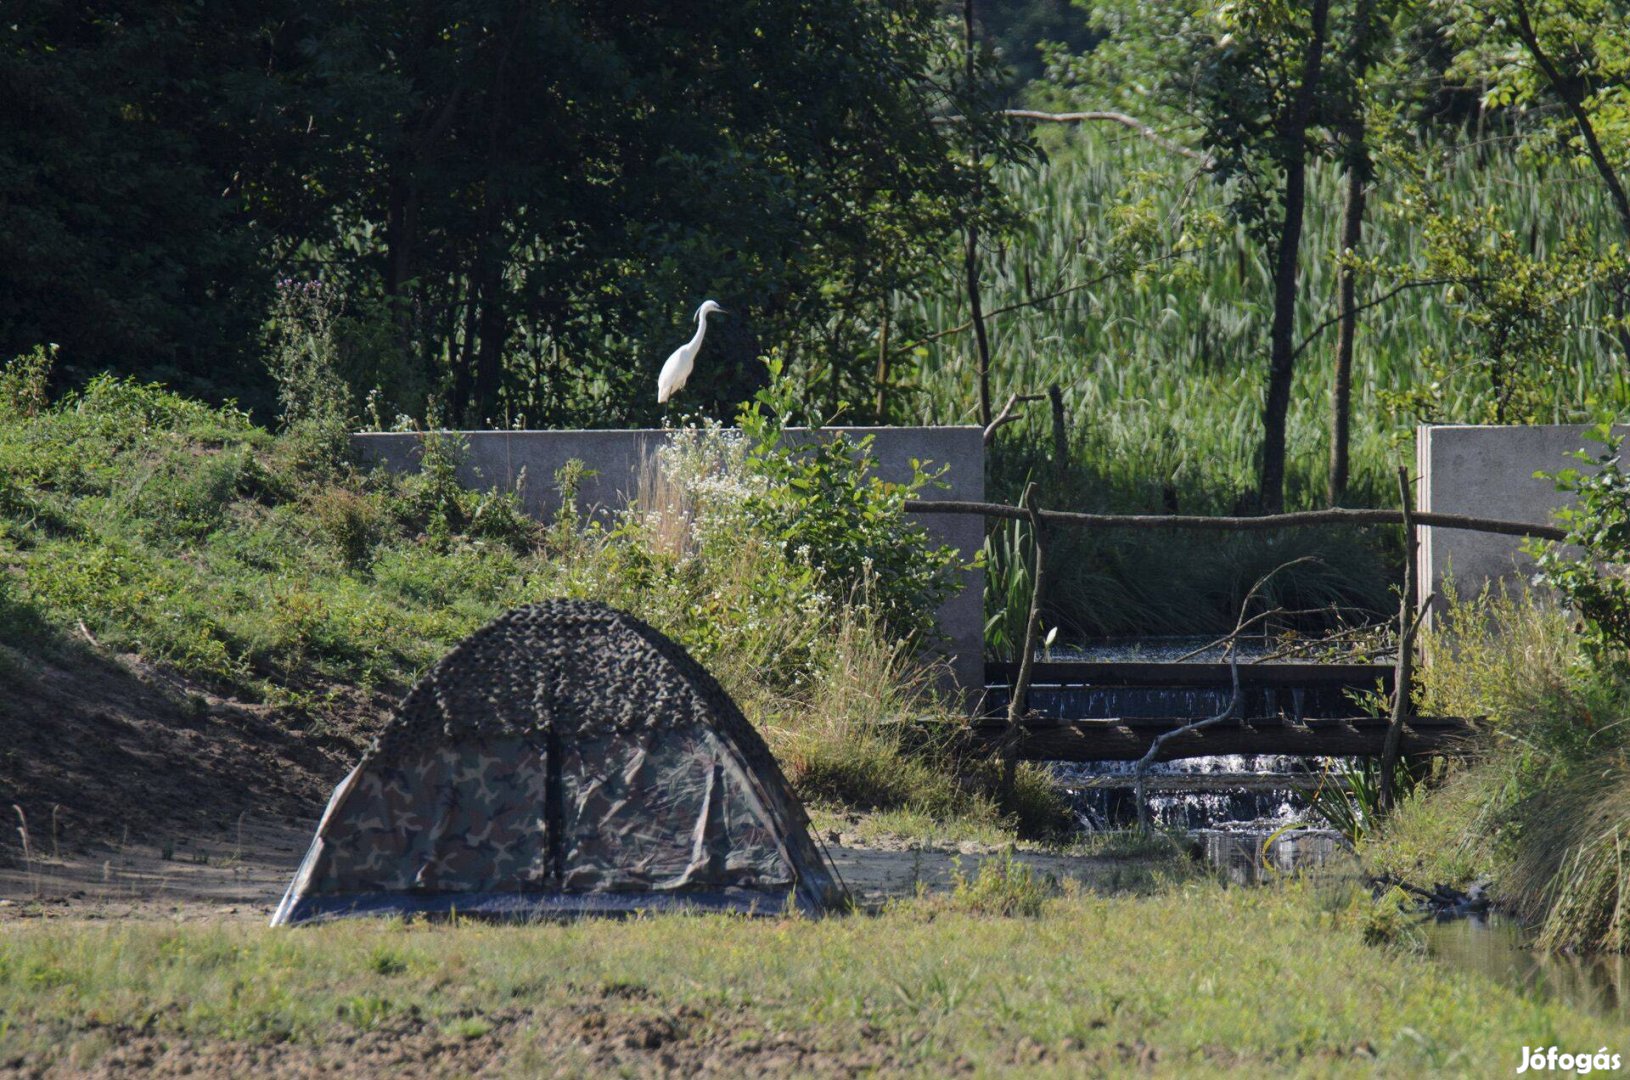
<box><xmin>0</xmin><ymin>639</ymin><xmax>381</xmax><ymax>877</ymax></box>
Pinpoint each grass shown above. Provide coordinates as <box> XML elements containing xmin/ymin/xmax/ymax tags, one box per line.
<box><xmin>1</xmin><ymin>880</ymin><xmax>1622</xmax><ymax>1075</ymax></box>
<box><xmin>0</xmin><ymin>375</ymin><xmax>1067</xmax><ymax>844</ymax></box>
<box><xmin>1363</xmin><ymin>586</ymin><xmax>1630</xmax><ymax>951</ymax></box>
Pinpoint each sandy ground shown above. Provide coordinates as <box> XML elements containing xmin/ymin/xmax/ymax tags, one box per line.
<box><xmin>0</xmin><ymin>813</ymin><xmax>1141</xmax><ymax>922</ymax></box>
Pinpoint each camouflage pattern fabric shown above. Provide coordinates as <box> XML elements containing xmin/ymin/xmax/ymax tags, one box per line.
<box><xmin>307</xmin><ymin>738</ymin><xmax>551</xmax><ymax>894</ymax></box>
<box><xmin>273</xmin><ymin>600</ymin><xmax>847</xmax><ymax>924</ymax></box>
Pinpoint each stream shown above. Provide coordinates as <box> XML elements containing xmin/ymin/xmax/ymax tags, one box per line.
<box><xmin>1424</xmin><ymin>916</ymin><xmax>1630</xmax><ymax>1022</ymax></box>
<box><xmin>1028</xmin><ymin>638</ymin><xmax>1627</xmax><ymax>1020</ymax></box>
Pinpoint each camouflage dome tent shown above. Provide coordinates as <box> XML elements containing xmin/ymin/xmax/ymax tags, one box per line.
<box><xmin>272</xmin><ymin>600</ymin><xmax>848</xmax><ymax>925</ymax></box>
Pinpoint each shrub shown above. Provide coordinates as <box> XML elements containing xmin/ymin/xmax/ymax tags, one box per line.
<box><xmin>0</xmin><ymin>344</ymin><xmax>54</xmax><ymax>420</ymax></box>
<box><xmin>266</xmin><ymin>279</ymin><xmax>353</xmax><ymax>471</ymax></box>
<box><xmin>1532</xmin><ymin>423</ymin><xmax>1630</xmax><ymax>669</ymax></box>
<box><xmin>947</xmin><ymin>851</ymin><xmax>1053</xmax><ymax>917</ymax></box>
<box><xmin>734</xmin><ymin>356</ymin><xmax>957</xmax><ymax>648</ymax></box>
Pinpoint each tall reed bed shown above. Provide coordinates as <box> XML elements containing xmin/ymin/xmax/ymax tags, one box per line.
<box><xmin>905</xmin><ymin>127</ymin><xmax>1626</xmax><ymax>514</ymax></box>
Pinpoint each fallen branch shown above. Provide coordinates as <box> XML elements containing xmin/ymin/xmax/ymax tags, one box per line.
<box><xmin>1132</xmin><ymin>559</ymin><xmax>1309</xmax><ymax>829</ymax></box>
<box><xmin>1133</xmin><ymin>653</ymin><xmax>1241</xmax><ymax>830</ymax></box>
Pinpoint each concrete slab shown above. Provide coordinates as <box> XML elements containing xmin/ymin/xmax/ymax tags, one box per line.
<box><xmin>354</xmin><ymin>428</ymin><xmax>985</xmax><ymax>695</ymax></box>
<box><xmin>1415</xmin><ymin>423</ymin><xmax>1619</xmax><ymax>616</ymax></box>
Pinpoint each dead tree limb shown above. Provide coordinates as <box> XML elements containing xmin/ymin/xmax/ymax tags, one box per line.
<box><xmin>905</xmin><ymin>498</ymin><xmax>1568</xmax><ymax>542</ymax></box>
<box><xmin>1130</xmin><ymin>559</ymin><xmax>1315</xmax><ymax>829</ymax></box>
<box><xmin>984</xmin><ymin>392</ymin><xmax>1044</xmax><ymax>445</ymax></box>
<box><xmin>936</xmin><ymin>109</ymin><xmax>1214</xmax><ymax>167</ymax></box>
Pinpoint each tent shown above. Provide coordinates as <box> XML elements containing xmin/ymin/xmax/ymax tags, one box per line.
<box><xmin>272</xmin><ymin>600</ymin><xmax>848</xmax><ymax>924</ymax></box>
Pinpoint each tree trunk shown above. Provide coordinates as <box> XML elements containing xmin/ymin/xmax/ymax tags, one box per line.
<box><xmin>962</xmin><ymin>0</ymin><xmax>993</xmax><ymax>429</ymax></box>
<box><xmin>1328</xmin><ymin>0</ymin><xmax>1375</xmax><ymax>507</ymax></box>
<box><xmin>967</xmin><ymin>225</ymin><xmax>993</xmax><ymax>429</ymax></box>
<box><xmin>1260</xmin><ymin>0</ymin><xmax>1332</xmax><ymax>514</ymax></box>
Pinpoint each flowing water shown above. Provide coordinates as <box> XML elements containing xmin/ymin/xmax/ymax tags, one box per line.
<box><xmin>1011</xmin><ymin>638</ymin><xmax>1363</xmax><ymax>879</ymax></box>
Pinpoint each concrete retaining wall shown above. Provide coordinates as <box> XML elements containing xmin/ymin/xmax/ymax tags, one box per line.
<box><xmin>354</xmin><ymin>428</ymin><xmax>986</xmax><ymax>695</ymax></box>
<box><xmin>1416</xmin><ymin>423</ymin><xmax>1616</xmax><ymax>616</ymax></box>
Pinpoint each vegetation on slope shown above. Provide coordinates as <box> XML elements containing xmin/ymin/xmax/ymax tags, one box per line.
<box><xmin>0</xmin><ymin>359</ymin><xmax>1065</xmax><ymax>849</ymax></box>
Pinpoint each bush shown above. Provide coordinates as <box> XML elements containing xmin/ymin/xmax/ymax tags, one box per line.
<box><xmin>734</xmin><ymin>356</ymin><xmax>957</xmax><ymax>648</ymax></box>
<box><xmin>0</xmin><ymin>344</ymin><xmax>54</xmax><ymax>420</ymax></box>
<box><xmin>946</xmin><ymin>851</ymin><xmax>1054</xmax><ymax>917</ymax></box>
<box><xmin>1365</xmin><ymin>586</ymin><xmax>1630</xmax><ymax>951</ymax></box>
<box><xmin>1532</xmin><ymin>423</ymin><xmax>1630</xmax><ymax>668</ymax></box>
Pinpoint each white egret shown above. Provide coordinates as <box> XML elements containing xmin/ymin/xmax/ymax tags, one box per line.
<box><xmin>656</xmin><ymin>299</ymin><xmax>726</xmax><ymax>404</ymax></box>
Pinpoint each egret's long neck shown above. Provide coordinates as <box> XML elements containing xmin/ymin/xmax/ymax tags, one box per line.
<box><xmin>689</xmin><ymin>310</ymin><xmax>712</xmax><ymax>350</ymax></box>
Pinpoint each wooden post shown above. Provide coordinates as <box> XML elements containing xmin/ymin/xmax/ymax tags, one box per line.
<box><xmin>1001</xmin><ymin>482</ymin><xmax>1045</xmax><ymax>802</ymax></box>
<box><xmin>1379</xmin><ymin>465</ymin><xmax>1418</xmax><ymax>808</ymax></box>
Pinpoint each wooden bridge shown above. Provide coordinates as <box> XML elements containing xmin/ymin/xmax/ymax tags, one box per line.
<box><xmin>975</xmin><ymin>659</ymin><xmax>1474</xmax><ymax>762</ymax></box>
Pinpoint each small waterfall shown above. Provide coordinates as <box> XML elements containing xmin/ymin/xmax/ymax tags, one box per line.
<box><xmin>995</xmin><ymin>639</ymin><xmax>1371</xmax><ymax>838</ymax></box>
<box><xmin>1051</xmin><ymin>755</ymin><xmax>1337</xmax><ymax>831</ymax></box>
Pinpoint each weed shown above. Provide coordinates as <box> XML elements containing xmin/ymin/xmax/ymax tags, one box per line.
<box><xmin>946</xmin><ymin>851</ymin><xmax>1053</xmax><ymax>917</ymax></box>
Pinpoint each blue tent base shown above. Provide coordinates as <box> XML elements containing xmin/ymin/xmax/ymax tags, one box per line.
<box><xmin>275</xmin><ymin>886</ymin><xmax>807</xmax><ymax>926</ymax></box>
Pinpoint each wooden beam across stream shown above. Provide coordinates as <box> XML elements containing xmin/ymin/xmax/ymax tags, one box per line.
<box><xmin>985</xmin><ymin>660</ymin><xmax>1393</xmax><ymax>690</ymax></box>
<box><xmin>972</xmin><ymin>714</ymin><xmax>1473</xmax><ymax>762</ymax></box>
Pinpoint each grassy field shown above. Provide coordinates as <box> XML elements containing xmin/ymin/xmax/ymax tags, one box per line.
<box><xmin>2</xmin><ymin>873</ymin><xmax>1621</xmax><ymax>1077</ymax></box>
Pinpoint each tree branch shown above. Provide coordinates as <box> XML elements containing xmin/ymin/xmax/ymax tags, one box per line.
<box><xmin>1510</xmin><ymin>0</ymin><xmax>1630</xmax><ymax>240</ymax></box>
<box><xmin>1292</xmin><ymin>278</ymin><xmax>1468</xmax><ymax>362</ymax></box>
<box><xmin>906</xmin><ymin>498</ymin><xmax>1570</xmax><ymax>542</ymax></box>
<box><xmin>984</xmin><ymin>392</ymin><xmax>1044</xmax><ymax>445</ymax></box>
<box><xmin>937</xmin><ymin>109</ymin><xmax>1215</xmax><ymax>167</ymax></box>
<box><xmin>890</xmin><ymin>251</ymin><xmax>1192</xmax><ymax>357</ymax></box>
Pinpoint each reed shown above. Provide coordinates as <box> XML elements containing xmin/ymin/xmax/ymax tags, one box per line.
<box><xmin>905</xmin><ymin>128</ymin><xmax>1626</xmax><ymax>516</ymax></box>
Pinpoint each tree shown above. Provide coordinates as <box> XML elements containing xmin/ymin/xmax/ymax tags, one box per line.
<box><xmin>0</xmin><ymin>1</ymin><xmax>328</xmax><ymax>406</ymax></box>
<box><xmin>1439</xmin><ymin>0</ymin><xmax>1630</xmax><ymax>360</ymax></box>
<box><xmin>4</xmin><ymin>1</ymin><xmax>1019</xmax><ymax>429</ymax></box>
<box><xmin>1056</xmin><ymin>0</ymin><xmax>1343</xmax><ymax>512</ymax></box>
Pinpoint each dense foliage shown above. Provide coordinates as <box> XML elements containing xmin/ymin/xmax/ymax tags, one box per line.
<box><xmin>3</xmin><ymin>0</ymin><xmax>1013</xmax><ymax>425</ymax></box>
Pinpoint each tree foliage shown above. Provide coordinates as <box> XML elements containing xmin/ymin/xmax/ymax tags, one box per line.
<box><xmin>2</xmin><ymin>0</ymin><xmax>1016</xmax><ymax>426</ymax></box>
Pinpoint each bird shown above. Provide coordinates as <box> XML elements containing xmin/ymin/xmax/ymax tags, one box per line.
<box><xmin>656</xmin><ymin>300</ymin><xmax>726</xmax><ymax>405</ymax></box>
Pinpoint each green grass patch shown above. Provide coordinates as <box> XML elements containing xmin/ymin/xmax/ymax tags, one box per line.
<box><xmin>0</xmin><ymin>376</ymin><xmax>1066</xmax><ymax>840</ymax></box>
<box><xmin>1</xmin><ymin>884</ymin><xmax>1621</xmax><ymax>1074</ymax></box>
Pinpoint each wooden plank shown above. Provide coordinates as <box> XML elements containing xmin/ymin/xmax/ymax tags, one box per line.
<box><xmin>1011</xmin><ymin>713</ymin><xmax>1464</xmax><ymax>730</ymax></box>
<box><xmin>985</xmin><ymin>660</ymin><xmax>1393</xmax><ymax>689</ymax></box>
<box><xmin>969</xmin><ymin>716</ymin><xmax>1474</xmax><ymax>762</ymax></box>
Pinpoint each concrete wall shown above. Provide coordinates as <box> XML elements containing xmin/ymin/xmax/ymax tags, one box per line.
<box><xmin>354</xmin><ymin>428</ymin><xmax>986</xmax><ymax>694</ymax></box>
<box><xmin>1416</xmin><ymin>424</ymin><xmax>1616</xmax><ymax>615</ymax></box>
